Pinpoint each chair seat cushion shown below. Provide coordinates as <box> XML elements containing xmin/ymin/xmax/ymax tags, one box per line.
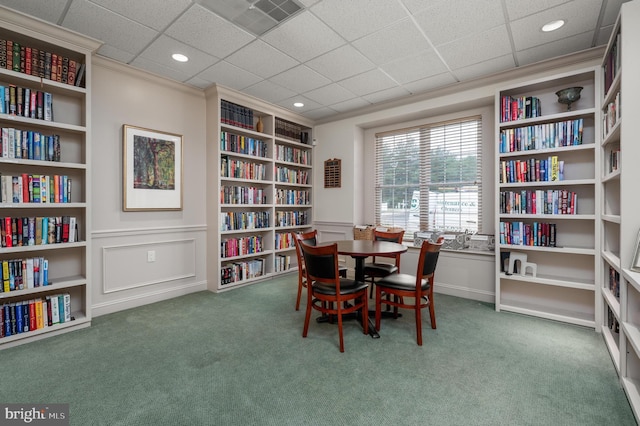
<box><xmin>376</xmin><ymin>273</ymin><xmax>428</xmax><ymax>292</ymax></box>
<box><xmin>313</xmin><ymin>278</ymin><xmax>368</xmax><ymax>295</ymax></box>
<box><xmin>364</xmin><ymin>262</ymin><xmax>398</xmax><ymax>277</ymax></box>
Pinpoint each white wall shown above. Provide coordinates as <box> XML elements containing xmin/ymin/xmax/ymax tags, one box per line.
<box><xmin>90</xmin><ymin>57</ymin><xmax>208</xmax><ymax>316</ymax></box>
<box><xmin>313</xmin><ymin>51</ymin><xmax>603</xmax><ymax>302</ymax></box>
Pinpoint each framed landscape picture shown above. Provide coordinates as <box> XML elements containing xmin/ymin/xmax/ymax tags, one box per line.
<box><xmin>123</xmin><ymin>125</ymin><xmax>183</xmax><ymax>211</ymax></box>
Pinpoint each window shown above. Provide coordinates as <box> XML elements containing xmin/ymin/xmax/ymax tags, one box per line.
<box><xmin>375</xmin><ymin>116</ymin><xmax>482</xmax><ymax>239</ymax></box>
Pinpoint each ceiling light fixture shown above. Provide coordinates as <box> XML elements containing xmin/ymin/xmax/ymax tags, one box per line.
<box><xmin>293</xmin><ymin>102</ymin><xmax>304</xmax><ymax>108</ymax></box>
<box><xmin>542</xmin><ymin>19</ymin><xmax>565</xmax><ymax>32</ymax></box>
<box><xmin>172</xmin><ymin>53</ymin><xmax>189</xmax><ymax>62</ymax></box>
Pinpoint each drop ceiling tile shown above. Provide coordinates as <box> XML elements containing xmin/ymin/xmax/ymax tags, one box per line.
<box><xmin>62</xmin><ymin>0</ymin><xmax>158</xmax><ymax>55</ymax></box>
<box><xmin>130</xmin><ymin>56</ymin><xmax>193</xmax><ymax>83</ymax></box>
<box><xmin>226</xmin><ymin>40</ymin><xmax>298</xmax><ymax>79</ymax></box>
<box><xmin>300</xmin><ymin>106</ymin><xmax>339</xmax><ymax>120</ymax></box>
<box><xmin>453</xmin><ymin>54</ymin><xmax>516</xmax><ymax>81</ymax></box>
<box><xmin>305</xmin><ymin>45</ymin><xmax>375</xmax><ymax>81</ymax></box>
<box><xmin>596</xmin><ymin>25</ymin><xmax>614</xmax><ymax>46</ymax></box>
<box><xmin>89</xmin><ymin>0</ymin><xmax>192</xmax><ymax>31</ymax></box>
<box><xmin>516</xmin><ymin>31</ymin><xmax>594</xmax><ymax>66</ymax></box>
<box><xmin>338</xmin><ymin>69</ymin><xmax>398</xmax><ymax>97</ymax></box>
<box><xmin>414</xmin><ymin>0</ymin><xmax>505</xmax><ymax>46</ymax></box>
<box><xmin>438</xmin><ymin>25</ymin><xmax>512</xmax><ymax>69</ymax></box>
<box><xmin>96</xmin><ymin>45</ymin><xmax>136</xmax><ymax>63</ymax></box>
<box><xmin>185</xmin><ymin>75</ymin><xmax>213</xmax><ymax>89</ymax></box>
<box><xmin>362</xmin><ymin>86</ymin><xmax>411</xmax><ymax>104</ymax></box>
<box><xmin>601</xmin><ymin>0</ymin><xmax>630</xmax><ymax>26</ymax></box>
<box><xmin>197</xmin><ymin>61</ymin><xmax>263</xmax><ymax>90</ymax></box>
<box><xmin>403</xmin><ymin>72</ymin><xmax>458</xmax><ymax>95</ymax></box>
<box><xmin>0</xmin><ymin>0</ymin><xmax>68</xmax><ymax>23</ymax></box>
<box><xmin>329</xmin><ymin>97</ymin><xmax>371</xmax><ymax>113</ymax></box>
<box><xmin>504</xmin><ymin>0</ymin><xmax>571</xmax><ymax>20</ymax></box>
<box><xmin>262</xmin><ymin>11</ymin><xmax>345</xmax><ymax>62</ymax></box>
<box><xmin>352</xmin><ymin>18</ymin><xmax>432</xmax><ymax>65</ymax></box>
<box><xmin>381</xmin><ymin>50</ymin><xmax>449</xmax><ymax>84</ymax></box>
<box><xmin>400</xmin><ymin>0</ymin><xmax>448</xmax><ymax>15</ymax></box>
<box><xmin>243</xmin><ymin>79</ymin><xmax>297</xmax><ymax>103</ymax></box>
<box><xmin>138</xmin><ymin>35</ymin><xmax>218</xmax><ymax>76</ymax></box>
<box><xmin>269</xmin><ymin>65</ymin><xmax>331</xmax><ymax>93</ymax></box>
<box><xmin>310</xmin><ymin>0</ymin><xmax>407</xmax><ymax>41</ymax></box>
<box><xmin>165</xmin><ymin>4</ymin><xmax>255</xmax><ymax>58</ymax></box>
<box><xmin>510</xmin><ymin>0</ymin><xmax>601</xmax><ymax>51</ymax></box>
<box><xmin>304</xmin><ymin>83</ymin><xmax>357</xmax><ymax>105</ymax></box>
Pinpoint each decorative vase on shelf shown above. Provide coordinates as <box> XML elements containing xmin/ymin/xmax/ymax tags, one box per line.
<box><xmin>555</xmin><ymin>87</ymin><xmax>583</xmax><ymax>111</ymax></box>
<box><xmin>256</xmin><ymin>116</ymin><xmax>264</xmax><ymax>133</ymax></box>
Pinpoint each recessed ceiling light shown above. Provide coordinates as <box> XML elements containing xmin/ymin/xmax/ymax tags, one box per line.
<box><xmin>293</xmin><ymin>102</ymin><xmax>304</xmax><ymax>108</ymax></box>
<box><xmin>542</xmin><ymin>19</ymin><xmax>565</xmax><ymax>32</ymax></box>
<box><xmin>172</xmin><ymin>53</ymin><xmax>189</xmax><ymax>62</ymax></box>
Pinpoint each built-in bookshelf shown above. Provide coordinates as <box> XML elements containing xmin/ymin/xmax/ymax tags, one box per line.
<box><xmin>495</xmin><ymin>67</ymin><xmax>599</xmax><ymax>328</ymax></box>
<box><xmin>206</xmin><ymin>84</ymin><xmax>314</xmax><ymax>292</ymax></box>
<box><xmin>600</xmin><ymin>1</ymin><xmax>640</xmax><ymax>420</ymax></box>
<box><xmin>0</xmin><ymin>7</ymin><xmax>99</xmax><ymax>348</ymax></box>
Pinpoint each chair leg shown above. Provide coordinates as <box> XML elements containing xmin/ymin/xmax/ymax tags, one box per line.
<box><xmin>429</xmin><ymin>297</ymin><xmax>437</xmax><ymax>329</ymax></box>
<box><xmin>415</xmin><ymin>302</ymin><xmax>423</xmax><ymax>346</ymax></box>
<box><xmin>375</xmin><ymin>287</ymin><xmax>382</xmax><ymax>331</ymax></box>
<box><xmin>295</xmin><ymin>277</ymin><xmax>304</xmax><ymax>311</ymax></box>
<box><xmin>302</xmin><ymin>297</ymin><xmax>312</xmax><ymax>338</ymax></box>
<box><xmin>361</xmin><ymin>294</ymin><xmax>369</xmax><ymax>335</ymax></box>
<box><xmin>337</xmin><ymin>303</ymin><xmax>345</xmax><ymax>353</ymax></box>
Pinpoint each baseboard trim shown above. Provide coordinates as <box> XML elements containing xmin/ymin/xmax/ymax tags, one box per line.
<box><xmin>434</xmin><ymin>281</ymin><xmax>495</xmax><ymax>304</ymax></box>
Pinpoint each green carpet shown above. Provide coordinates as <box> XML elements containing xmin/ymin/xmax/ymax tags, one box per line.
<box><xmin>0</xmin><ymin>274</ymin><xmax>635</xmax><ymax>425</ymax></box>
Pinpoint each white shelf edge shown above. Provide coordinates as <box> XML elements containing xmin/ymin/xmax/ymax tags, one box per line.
<box><xmin>499</xmin><ymin>213</ymin><xmax>595</xmax><ymax>220</ymax></box>
<box><xmin>0</xmin><ymin>241</ymin><xmax>86</xmax><ymax>254</ymax></box>
<box><xmin>621</xmin><ymin>378</ymin><xmax>640</xmax><ymax>423</ymax></box>
<box><xmin>499</xmin><ymin>272</ymin><xmax>594</xmax><ymax>290</ymax></box>
<box><xmin>601</xmin><ymin>214</ymin><xmax>621</xmax><ymax>224</ymax></box>
<box><xmin>499</xmin><ymin>244</ymin><xmax>595</xmax><ymax>255</ymax></box>
<box><xmin>220</xmin><ymin>250</ymin><xmax>274</xmax><ymax>262</ymax></box>
<box><xmin>0</xmin><ymin>158</ymin><xmax>87</xmax><ymax>169</ymax></box>
<box><xmin>602</xmin><ymin>326</ymin><xmax>621</xmax><ymax>372</ymax></box>
<box><xmin>499</xmin><ymin>302</ymin><xmax>595</xmax><ymax>328</ymax></box>
<box><xmin>498</xmin><ymin>107</ymin><xmax>596</xmax><ymax>129</ymax></box>
<box><xmin>0</xmin><ymin>275</ymin><xmax>86</xmax><ymax>300</ymax></box>
<box><xmin>602</xmin><ymin>287</ymin><xmax>621</xmax><ymax>317</ymax></box>
<box><xmin>623</xmin><ymin>322</ymin><xmax>640</xmax><ymax>360</ymax></box>
<box><xmin>498</xmin><ymin>143</ymin><xmax>595</xmax><ymax>158</ymax></box>
<box><xmin>499</xmin><ymin>178</ymin><xmax>595</xmax><ymax>187</ymax></box>
<box><xmin>602</xmin><ymin>169</ymin><xmax>621</xmax><ymax>182</ymax></box>
<box><xmin>0</xmin><ymin>202</ymin><xmax>86</xmax><ymax>208</ymax></box>
<box><xmin>0</xmin><ymin>113</ymin><xmax>86</xmax><ymax>133</ymax></box>
<box><xmin>602</xmin><ymin>250</ymin><xmax>621</xmax><ymax>269</ymax></box>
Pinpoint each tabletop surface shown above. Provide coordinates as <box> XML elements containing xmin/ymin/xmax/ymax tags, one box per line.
<box><xmin>322</xmin><ymin>240</ymin><xmax>408</xmax><ymax>257</ymax></box>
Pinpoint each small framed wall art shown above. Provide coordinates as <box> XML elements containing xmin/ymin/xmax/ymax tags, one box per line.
<box><xmin>123</xmin><ymin>124</ymin><xmax>183</xmax><ymax>211</ymax></box>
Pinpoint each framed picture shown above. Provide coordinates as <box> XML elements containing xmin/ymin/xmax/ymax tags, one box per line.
<box><xmin>632</xmin><ymin>230</ymin><xmax>640</xmax><ymax>272</ymax></box>
<box><xmin>123</xmin><ymin>125</ymin><xmax>183</xmax><ymax>211</ymax></box>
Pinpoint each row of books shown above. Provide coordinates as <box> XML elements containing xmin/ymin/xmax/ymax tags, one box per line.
<box><xmin>603</xmin><ymin>91</ymin><xmax>621</xmax><ymax>138</ymax></box>
<box><xmin>274</xmin><ymin>254</ymin><xmax>291</xmax><ymax>272</ymax></box>
<box><xmin>607</xmin><ymin>305</ymin><xmax>620</xmax><ymax>335</ymax></box>
<box><xmin>603</xmin><ymin>30</ymin><xmax>621</xmax><ymax>95</ymax></box>
<box><xmin>221</xmin><ymin>156</ymin><xmax>267</xmax><ymax>180</ymax></box>
<box><xmin>1</xmin><ymin>293</ymin><xmax>72</xmax><ymax>339</ymax></box>
<box><xmin>275</xmin><ymin>188</ymin><xmax>310</xmax><ymax>206</ymax></box>
<box><xmin>220</xmin><ymin>259</ymin><xmax>265</xmax><ymax>285</ymax></box>
<box><xmin>220</xmin><ymin>211</ymin><xmax>270</xmax><ymax>232</ymax></box>
<box><xmin>220</xmin><ymin>185</ymin><xmax>267</xmax><ymax>205</ymax></box>
<box><xmin>275</xmin><ymin>166</ymin><xmax>309</xmax><ymax>185</ymax></box>
<box><xmin>275</xmin><ymin>232</ymin><xmax>295</xmax><ymax>250</ymax></box>
<box><xmin>220</xmin><ymin>131</ymin><xmax>268</xmax><ymax>158</ymax></box>
<box><xmin>0</xmin><ymin>84</ymin><xmax>53</xmax><ymax>121</ymax></box>
<box><xmin>0</xmin><ymin>216</ymin><xmax>78</xmax><ymax>248</ymax></box>
<box><xmin>0</xmin><ymin>38</ymin><xmax>86</xmax><ymax>87</ymax></box>
<box><xmin>1</xmin><ymin>257</ymin><xmax>48</xmax><ymax>292</ymax></box>
<box><xmin>275</xmin><ymin>117</ymin><xmax>309</xmax><ymax>144</ymax></box>
<box><xmin>499</xmin><ymin>95</ymin><xmax>542</xmax><ymax>123</ymax></box>
<box><xmin>499</xmin><ymin>119</ymin><xmax>584</xmax><ymax>153</ymax></box>
<box><xmin>220</xmin><ymin>99</ymin><xmax>255</xmax><ymax>130</ymax></box>
<box><xmin>609</xmin><ymin>265</ymin><xmax>620</xmax><ymax>300</ymax></box>
<box><xmin>1</xmin><ymin>128</ymin><xmax>61</xmax><ymax>161</ymax></box>
<box><xmin>0</xmin><ymin>174</ymin><xmax>72</xmax><ymax>204</ymax></box>
<box><xmin>608</xmin><ymin>148</ymin><xmax>620</xmax><ymax>174</ymax></box>
<box><xmin>276</xmin><ymin>145</ymin><xmax>310</xmax><ymax>165</ymax></box>
<box><xmin>499</xmin><ymin>157</ymin><xmax>564</xmax><ymax>184</ymax></box>
<box><xmin>500</xmin><ymin>190</ymin><xmax>578</xmax><ymax>215</ymax></box>
<box><xmin>220</xmin><ymin>235</ymin><xmax>264</xmax><ymax>259</ymax></box>
<box><xmin>499</xmin><ymin>221</ymin><xmax>557</xmax><ymax>247</ymax></box>
<box><xmin>275</xmin><ymin>210</ymin><xmax>309</xmax><ymax>227</ymax></box>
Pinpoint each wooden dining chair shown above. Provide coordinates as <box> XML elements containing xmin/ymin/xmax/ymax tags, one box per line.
<box><xmin>374</xmin><ymin>237</ymin><xmax>444</xmax><ymax>346</ymax></box>
<box><xmin>300</xmin><ymin>241</ymin><xmax>369</xmax><ymax>352</ymax></box>
<box><xmin>293</xmin><ymin>230</ymin><xmax>347</xmax><ymax>311</ymax></box>
<box><xmin>363</xmin><ymin>228</ymin><xmax>405</xmax><ymax>298</ymax></box>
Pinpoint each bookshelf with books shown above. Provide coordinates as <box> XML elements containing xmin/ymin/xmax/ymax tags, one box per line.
<box><xmin>0</xmin><ymin>7</ymin><xmax>98</xmax><ymax>348</ymax></box>
<box><xmin>599</xmin><ymin>2</ymin><xmax>640</xmax><ymax>419</ymax></box>
<box><xmin>495</xmin><ymin>67</ymin><xmax>599</xmax><ymax>328</ymax></box>
<box><xmin>206</xmin><ymin>85</ymin><xmax>313</xmax><ymax>292</ymax></box>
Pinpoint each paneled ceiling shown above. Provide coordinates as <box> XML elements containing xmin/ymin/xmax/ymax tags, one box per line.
<box><xmin>0</xmin><ymin>0</ymin><xmax>629</xmax><ymax>121</ymax></box>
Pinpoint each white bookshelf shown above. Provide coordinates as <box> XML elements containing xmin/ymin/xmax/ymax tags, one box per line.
<box><xmin>205</xmin><ymin>84</ymin><xmax>314</xmax><ymax>292</ymax></box>
<box><xmin>0</xmin><ymin>7</ymin><xmax>99</xmax><ymax>348</ymax></box>
<box><xmin>494</xmin><ymin>67</ymin><xmax>600</xmax><ymax>328</ymax></box>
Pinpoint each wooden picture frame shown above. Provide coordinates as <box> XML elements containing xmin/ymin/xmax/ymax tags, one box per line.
<box><xmin>632</xmin><ymin>230</ymin><xmax>640</xmax><ymax>272</ymax></box>
<box><xmin>123</xmin><ymin>125</ymin><xmax>183</xmax><ymax>211</ymax></box>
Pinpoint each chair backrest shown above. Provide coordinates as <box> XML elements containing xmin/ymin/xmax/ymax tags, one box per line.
<box><xmin>372</xmin><ymin>228</ymin><xmax>405</xmax><ymax>264</ymax></box>
<box><xmin>300</xmin><ymin>242</ymin><xmax>340</xmax><ymax>283</ymax></box>
<box><xmin>418</xmin><ymin>237</ymin><xmax>444</xmax><ymax>278</ymax></box>
<box><xmin>293</xmin><ymin>230</ymin><xmax>318</xmax><ymax>269</ymax></box>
